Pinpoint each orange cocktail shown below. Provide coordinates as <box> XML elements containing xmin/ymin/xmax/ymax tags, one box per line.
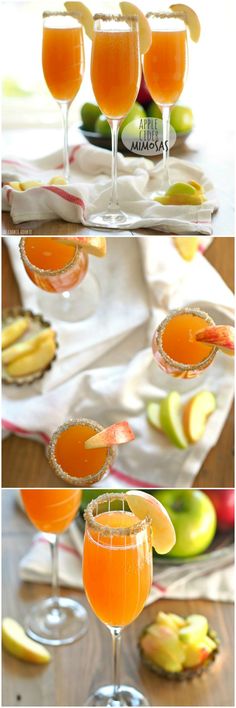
<box><xmin>42</xmin><ymin>12</ymin><xmax>85</xmax><ymax>180</ymax></box>
<box><xmin>89</xmin><ymin>14</ymin><xmax>140</xmax><ymax>227</ymax></box>
<box><xmin>143</xmin><ymin>27</ymin><xmax>187</xmax><ymax>106</ymax></box>
<box><xmin>91</xmin><ymin>28</ymin><xmax>140</xmax><ymax>119</ymax></box>
<box><xmin>48</xmin><ymin>418</ymin><xmax>116</xmax><ymax>486</ymax></box>
<box><xmin>83</xmin><ymin>493</ymin><xmax>152</xmax><ymax>705</ymax></box>
<box><xmin>21</xmin><ymin>489</ymin><xmax>82</xmax><ymax>533</ymax></box>
<box><xmin>144</xmin><ymin>12</ymin><xmax>188</xmax><ymax>192</ymax></box>
<box><xmin>152</xmin><ymin>308</ymin><xmax>216</xmax><ymax>378</ymax></box>
<box><xmin>20</xmin><ymin>237</ymin><xmax>88</xmax><ymax>293</ymax></box>
<box><xmin>42</xmin><ymin>24</ymin><xmax>84</xmax><ymax>101</ymax></box>
<box><xmin>21</xmin><ymin>489</ymin><xmax>87</xmax><ymax>645</ymax></box>
<box><xmin>83</xmin><ymin>509</ymin><xmax>152</xmax><ymax>626</ymax></box>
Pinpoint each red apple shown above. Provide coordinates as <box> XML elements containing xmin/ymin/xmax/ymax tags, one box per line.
<box><xmin>137</xmin><ymin>72</ymin><xmax>152</xmax><ymax>106</ymax></box>
<box><xmin>204</xmin><ymin>490</ymin><xmax>234</xmax><ymax>531</ymax></box>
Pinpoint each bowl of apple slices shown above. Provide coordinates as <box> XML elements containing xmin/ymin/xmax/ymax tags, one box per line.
<box><xmin>139</xmin><ymin>611</ymin><xmax>219</xmax><ymax>680</ymax></box>
<box><xmin>2</xmin><ymin>307</ymin><xmax>58</xmax><ymax>385</ymax></box>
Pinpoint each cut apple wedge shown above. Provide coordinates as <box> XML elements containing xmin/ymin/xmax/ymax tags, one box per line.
<box><xmin>170</xmin><ymin>4</ymin><xmax>201</xmax><ymax>42</ymax></box>
<box><xmin>2</xmin><ymin>618</ymin><xmax>51</xmax><ymax>664</ymax></box>
<box><xmin>56</xmin><ymin>236</ymin><xmax>106</xmax><ymax>258</ymax></box>
<box><xmin>147</xmin><ymin>401</ymin><xmax>161</xmax><ymax>431</ymax></box>
<box><xmin>179</xmin><ymin>615</ymin><xmax>208</xmax><ymax>645</ymax></box>
<box><xmin>120</xmin><ymin>2</ymin><xmax>152</xmax><ymax>54</ymax></box>
<box><xmin>2</xmin><ymin>328</ymin><xmax>54</xmax><ymax>365</ymax></box>
<box><xmin>160</xmin><ymin>392</ymin><xmax>188</xmax><ymax>449</ymax></box>
<box><xmin>126</xmin><ymin>490</ymin><xmax>176</xmax><ymax>554</ymax></box>
<box><xmin>84</xmin><ymin>421</ymin><xmax>135</xmax><ymax>449</ymax></box>
<box><xmin>64</xmin><ymin>2</ymin><xmax>94</xmax><ymax>39</ymax></box>
<box><xmin>195</xmin><ymin>325</ymin><xmax>234</xmax><ymax>355</ymax></box>
<box><xmin>2</xmin><ymin>316</ymin><xmax>30</xmax><ymax>350</ymax></box>
<box><xmin>174</xmin><ymin>237</ymin><xmax>199</xmax><ymax>261</ymax></box>
<box><xmin>183</xmin><ymin>391</ymin><xmax>216</xmax><ymax>443</ymax></box>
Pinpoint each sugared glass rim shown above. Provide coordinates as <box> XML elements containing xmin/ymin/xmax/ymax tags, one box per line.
<box><xmin>43</xmin><ymin>11</ymin><xmax>81</xmax><ymax>18</ymax></box>
<box><xmin>47</xmin><ymin>418</ymin><xmax>116</xmax><ymax>488</ymax></box>
<box><xmin>93</xmin><ymin>13</ymin><xmax>138</xmax><ymax>23</ymax></box>
<box><xmin>146</xmin><ymin>11</ymin><xmax>186</xmax><ymax>20</ymax></box>
<box><xmin>84</xmin><ymin>492</ymin><xmax>151</xmax><ymax>536</ymax></box>
<box><xmin>155</xmin><ymin>307</ymin><xmax>217</xmax><ymax>372</ymax></box>
<box><xmin>19</xmin><ymin>237</ymin><xmax>84</xmax><ymax>277</ymax></box>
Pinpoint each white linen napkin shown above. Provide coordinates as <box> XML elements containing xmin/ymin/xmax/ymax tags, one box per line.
<box><xmin>2</xmin><ymin>144</ymin><xmax>217</xmax><ymax>234</ymax></box>
<box><xmin>19</xmin><ymin>522</ymin><xmax>234</xmax><ymax>604</ymax></box>
<box><xmin>2</xmin><ymin>237</ymin><xmax>234</xmax><ymax>488</ymax></box>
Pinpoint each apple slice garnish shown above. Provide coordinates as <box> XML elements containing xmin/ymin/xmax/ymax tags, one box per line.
<box><xmin>64</xmin><ymin>2</ymin><xmax>94</xmax><ymax>39</ymax></box>
<box><xmin>183</xmin><ymin>391</ymin><xmax>216</xmax><ymax>443</ymax></box>
<box><xmin>2</xmin><ymin>618</ymin><xmax>51</xmax><ymax>664</ymax></box>
<box><xmin>120</xmin><ymin>2</ymin><xmax>152</xmax><ymax>54</ymax></box>
<box><xmin>169</xmin><ymin>4</ymin><xmax>201</xmax><ymax>42</ymax></box>
<box><xmin>195</xmin><ymin>325</ymin><xmax>235</xmax><ymax>356</ymax></box>
<box><xmin>126</xmin><ymin>491</ymin><xmax>176</xmax><ymax>554</ymax></box>
<box><xmin>84</xmin><ymin>421</ymin><xmax>135</xmax><ymax>449</ymax></box>
<box><xmin>174</xmin><ymin>237</ymin><xmax>199</xmax><ymax>261</ymax></box>
<box><xmin>56</xmin><ymin>236</ymin><xmax>106</xmax><ymax>258</ymax></box>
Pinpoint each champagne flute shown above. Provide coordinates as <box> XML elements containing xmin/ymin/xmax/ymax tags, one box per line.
<box><xmin>144</xmin><ymin>12</ymin><xmax>188</xmax><ymax>192</ymax></box>
<box><xmin>88</xmin><ymin>14</ymin><xmax>141</xmax><ymax>227</ymax></box>
<box><xmin>42</xmin><ymin>11</ymin><xmax>85</xmax><ymax>181</ymax></box>
<box><xmin>21</xmin><ymin>489</ymin><xmax>88</xmax><ymax>645</ymax></box>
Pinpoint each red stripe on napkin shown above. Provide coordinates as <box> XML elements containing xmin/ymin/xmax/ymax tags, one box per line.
<box><xmin>2</xmin><ymin>419</ymin><xmax>50</xmax><ymax>445</ymax></box>
<box><xmin>111</xmin><ymin>466</ymin><xmax>159</xmax><ymax>489</ymax></box>
<box><xmin>56</xmin><ymin>145</ymin><xmax>83</xmax><ymax>169</ymax></box>
<box><xmin>32</xmin><ymin>535</ymin><xmax>82</xmax><ymax>559</ymax></box>
<box><xmin>152</xmin><ymin>580</ymin><xmax>167</xmax><ymax>593</ymax></box>
<box><xmin>43</xmin><ymin>185</ymin><xmax>85</xmax><ymax>211</ymax></box>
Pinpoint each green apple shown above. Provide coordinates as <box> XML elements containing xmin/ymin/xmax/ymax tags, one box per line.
<box><xmin>147</xmin><ymin>401</ymin><xmax>161</xmax><ymax>430</ymax></box>
<box><xmin>95</xmin><ymin>114</ymin><xmax>111</xmax><ymax>137</ymax></box>
<box><xmin>146</xmin><ymin>101</ymin><xmax>162</xmax><ymax>119</ymax></box>
<box><xmin>170</xmin><ymin>106</ymin><xmax>193</xmax><ymax>133</ymax></box>
<box><xmin>120</xmin><ymin>102</ymin><xmax>146</xmax><ymax>134</ymax></box>
<box><xmin>152</xmin><ymin>490</ymin><xmax>217</xmax><ymax>557</ymax></box>
<box><xmin>81</xmin><ymin>102</ymin><xmax>102</xmax><ymax>131</ymax></box>
<box><xmin>160</xmin><ymin>392</ymin><xmax>188</xmax><ymax>449</ymax></box>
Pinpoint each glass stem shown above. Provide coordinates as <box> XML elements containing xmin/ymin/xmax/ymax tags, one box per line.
<box><xmin>108</xmin><ymin>119</ymin><xmax>121</xmax><ymax>213</ymax></box>
<box><xmin>162</xmin><ymin>105</ymin><xmax>171</xmax><ymax>190</ymax></box>
<box><xmin>59</xmin><ymin>102</ymin><xmax>70</xmax><ymax>181</ymax></box>
<box><xmin>50</xmin><ymin>534</ymin><xmax>60</xmax><ymax>615</ymax></box>
<box><xmin>110</xmin><ymin>627</ymin><xmax>122</xmax><ymax>701</ymax></box>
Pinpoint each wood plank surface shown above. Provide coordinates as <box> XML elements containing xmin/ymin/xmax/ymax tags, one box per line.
<box><xmin>2</xmin><ymin>490</ymin><xmax>234</xmax><ymax>707</ymax></box>
<box><xmin>2</xmin><ymin>237</ymin><xmax>234</xmax><ymax>489</ymax></box>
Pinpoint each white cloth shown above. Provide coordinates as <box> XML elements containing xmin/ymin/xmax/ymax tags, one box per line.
<box><xmin>2</xmin><ymin>236</ymin><xmax>234</xmax><ymax>488</ymax></box>
<box><xmin>19</xmin><ymin>521</ymin><xmax>234</xmax><ymax>604</ymax></box>
<box><xmin>2</xmin><ymin>144</ymin><xmax>218</xmax><ymax>234</ymax></box>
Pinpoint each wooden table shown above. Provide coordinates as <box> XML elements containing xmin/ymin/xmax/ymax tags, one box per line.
<box><xmin>2</xmin><ymin>237</ymin><xmax>234</xmax><ymax>489</ymax></box>
<box><xmin>2</xmin><ymin>127</ymin><xmax>234</xmax><ymax>236</ymax></box>
<box><xmin>2</xmin><ymin>491</ymin><xmax>234</xmax><ymax>707</ymax></box>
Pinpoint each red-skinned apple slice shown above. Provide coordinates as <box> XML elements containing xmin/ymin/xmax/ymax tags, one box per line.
<box><xmin>195</xmin><ymin>325</ymin><xmax>234</xmax><ymax>355</ymax></box>
<box><xmin>84</xmin><ymin>421</ymin><xmax>135</xmax><ymax>449</ymax></box>
<box><xmin>126</xmin><ymin>491</ymin><xmax>176</xmax><ymax>554</ymax></box>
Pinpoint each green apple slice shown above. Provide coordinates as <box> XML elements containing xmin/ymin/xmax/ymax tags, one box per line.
<box><xmin>179</xmin><ymin>615</ymin><xmax>208</xmax><ymax>645</ymax></box>
<box><xmin>160</xmin><ymin>392</ymin><xmax>188</xmax><ymax>449</ymax></box>
<box><xmin>147</xmin><ymin>401</ymin><xmax>161</xmax><ymax>431</ymax></box>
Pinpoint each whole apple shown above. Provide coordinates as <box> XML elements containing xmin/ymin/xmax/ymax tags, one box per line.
<box><xmin>204</xmin><ymin>490</ymin><xmax>234</xmax><ymax>532</ymax></box>
<box><xmin>152</xmin><ymin>490</ymin><xmax>217</xmax><ymax>558</ymax></box>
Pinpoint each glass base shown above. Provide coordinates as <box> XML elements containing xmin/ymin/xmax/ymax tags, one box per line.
<box><xmin>25</xmin><ymin>596</ymin><xmax>88</xmax><ymax>646</ymax></box>
<box><xmin>36</xmin><ymin>271</ymin><xmax>100</xmax><ymax>322</ymax></box>
<box><xmin>86</xmin><ymin>209</ymin><xmax>138</xmax><ymax>230</ymax></box>
<box><xmin>85</xmin><ymin>685</ymin><xmax>149</xmax><ymax>707</ymax></box>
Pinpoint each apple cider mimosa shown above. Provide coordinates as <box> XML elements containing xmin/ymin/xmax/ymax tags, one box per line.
<box><xmin>20</xmin><ymin>489</ymin><xmax>87</xmax><ymax>645</ymax></box>
<box><xmin>152</xmin><ymin>308</ymin><xmax>216</xmax><ymax>378</ymax></box>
